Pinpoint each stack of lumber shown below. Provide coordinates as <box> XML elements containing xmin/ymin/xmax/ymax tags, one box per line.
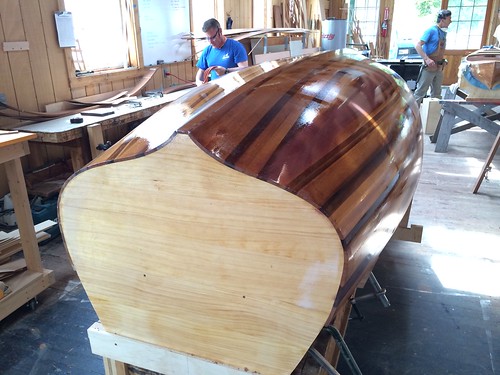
<box><xmin>0</xmin><ymin>220</ymin><xmax>56</xmax><ymax>264</ymax></box>
<box><xmin>0</xmin><ymin>259</ymin><xmax>27</xmax><ymax>282</ymax></box>
<box><xmin>274</xmin><ymin>0</ymin><xmax>309</xmax><ymax>29</ymax></box>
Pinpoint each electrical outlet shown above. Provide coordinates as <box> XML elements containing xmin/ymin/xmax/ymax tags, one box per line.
<box><xmin>163</xmin><ymin>69</ymin><xmax>169</xmax><ymax>77</ymax></box>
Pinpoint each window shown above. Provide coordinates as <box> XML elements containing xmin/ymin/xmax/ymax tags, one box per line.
<box><xmin>64</xmin><ymin>0</ymin><xmax>138</xmax><ymax>73</ymax></box>
<box><xmin>446</xmin><ymin>0</ymin><xmax>488</xmax><ymax>49</ymax></box>
<box><xmin>348</xmin><ymin>0</ymin><xmax>380</xmax><ymax>47</ymax></box>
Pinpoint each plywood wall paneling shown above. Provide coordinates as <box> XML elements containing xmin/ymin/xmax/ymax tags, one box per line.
<box><xmin>112</xmin><ymin>80</ymin><xmax>125</xmax><ymax>91</ymax></box>
<box><xmin>40</xmin><ymin>0</ymin><xmax>71</xmax><ymax>103</ymax></box>
<box><xmin>225</xmin><ymin>0</ymin><xmax>252</xmax><ymax>29</ymax></box>
<box><xmin>164</xmin><ymin>73</ymin><xmax>173</xmax><ymax>88</ymax></box>
<box><xmin>20</xmin><ymin>0</ymin><xmax>56</xmax><ymax>111</ymax></box>
<box><xmin>9</xmin><ymin>48</ymin><xmax>36</xmax><ymax>110</ymax></box>
<box><xmin>151</xmin><ymin>68</ymin><xmax>163</xmax><ymax>90</ymax></box>
<box><xmin>86</xmin><ymin>84</ymin><xmax>100</xmax><ymax>96</ymax></box>
<box><xmin>1</xmin><ymin>0</ymin><xmax>38</xmax><ymax>112</ymax></box>
<box><xmin>71</xmin><ymin>87</ymin><xmax>86</xmax><ymax>99</ymax></box>
<box><xmin>170</xmin><ymin>63</ymin><xmax>181</xmax><ymax>87</ymax></box>
<box><xmin>0</xmin><ymin>5</ymin><xmax>19</xmax><ymax>114</ymax></box>
<box><xmin>123</xmin><ymin>78</ymin><xmax>137</xmax><ymax>92</ymax></box>
<box><xmin>181</xmin><ymin>60</ymin><xmax>196</xmax><ymax>82</ymax></box>
<box><xmin>99</xmin><ymin>82</ymin><xmax>113</xmax><ymax>93</ymax></box>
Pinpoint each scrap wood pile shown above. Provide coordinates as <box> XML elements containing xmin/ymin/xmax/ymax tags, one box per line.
<box><xmin>274</xmin><ymin>0</ymin><xmax>325</xmax><ymax>29</ymax></box>
<box><xmin>0</xmin><ymin>220</ymin><xmax>56</xmax><ymax>300</ymax></box>
<box><xmin>0</xmin><ymin>220</ymin><xmax>57</xmax><ymax>265</ymax></box>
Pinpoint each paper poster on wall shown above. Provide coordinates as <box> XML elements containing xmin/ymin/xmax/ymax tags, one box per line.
<box><xmin>138</xmin><ymin>0</ymin><xmax>192</xmax><ymax>66</ymax></box>
<box><xmin>54</xmin><ymin>11</ymin><xmax>76</xmax><ymax>48</ymax></box>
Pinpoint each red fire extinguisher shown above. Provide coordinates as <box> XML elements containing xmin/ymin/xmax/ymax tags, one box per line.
<box><xmin>381</xmin><ymin>7</ymin><xmax>389</xmax><ymax>38</ymax></box>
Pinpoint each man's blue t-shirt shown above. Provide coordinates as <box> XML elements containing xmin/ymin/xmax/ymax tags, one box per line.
<box><xmin>196</xmin><ymin>39</ymin><xmax>247</xmax><ymax>81</ymax></box>
<box><xmin>420</xmin><ymin>25</ymin><xmax>446</xmax><ymax>56</ymax></box>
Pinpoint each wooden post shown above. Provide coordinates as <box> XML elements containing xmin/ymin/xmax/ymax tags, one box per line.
<box><xmin>87</xmin><ymin>123</ymin><xmax>105</xmax><ymax>159</ymax></box>
<box><xmin>4</xmin><ymin>145</ymin><xmax>42</xmax><ymax>272</ymax></box>
<box><xmin>473</xmin><ymin>130</ymin><xmax>500</xmax><ymax>194</ymax></box>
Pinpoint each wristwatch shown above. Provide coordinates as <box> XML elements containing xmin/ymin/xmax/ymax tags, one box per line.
<box><xmin>225</xmin><ymin>68</ymin><xmax>229</xmax><ymax>74</ymax></box>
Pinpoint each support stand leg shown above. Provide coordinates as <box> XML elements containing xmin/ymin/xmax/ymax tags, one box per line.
<box><xmin>324</xmin><ymin>325</ymin><xmax>363</xmax><ymax>375</ymax></box>
<box><xmin>307</xmin><ymin>347</ymin><xmax>342</xmax><ymax>375</ymax></box>
<box><xmin>350</xmin><ymin>272</ymin><xmax>390</xmax><ymax>317</ymax></box>
<box><xmin>473</xmin><ymin>130</ymin><xmax>500</xmax><ymax>194</ymax></box>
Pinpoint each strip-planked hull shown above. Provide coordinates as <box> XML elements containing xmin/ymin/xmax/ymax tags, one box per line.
<box><xmin>59</xmin><ymin>51</ymin><xmax>422</xmax><ymax>374</ymax></box>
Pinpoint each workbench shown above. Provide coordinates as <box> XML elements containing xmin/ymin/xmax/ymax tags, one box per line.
<box><xmin>0</xmin><ymin>131</ymin><xmax>54</xmax><ymax>320</ymax></box>
<box><xmin>432</xmin><ymin>99</ymin><xmax>500</xmax><ymax>153</ymax></box>
<box><xmin>13</xmin><ymin>89</ymin><xmax>192</xmax><ymax>171</ymax></box>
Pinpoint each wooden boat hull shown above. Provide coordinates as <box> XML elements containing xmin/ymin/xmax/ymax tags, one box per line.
<box><xmin>59</xmin><ymin>51</ymin><xmax>423</xmax><ymax>374</ymax></box>
<box><xmin>459</xmin><ymin>47</ymin><xmax>500</xmax><ymax>98</ymax></box>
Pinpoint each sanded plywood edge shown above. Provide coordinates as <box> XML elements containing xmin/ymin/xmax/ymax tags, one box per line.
<box><xmin>60</xmin><ymin>133</ymin><xmax>343</xmax><ymax>375</ymax></box>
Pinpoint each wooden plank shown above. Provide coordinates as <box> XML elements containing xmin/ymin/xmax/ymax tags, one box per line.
<box><xmin>20</xmin><ymin>0</ymin><xmax>56</xmax><ymax>110</ymax></box>
<box><xmin>0</xmin><ymin>232</ymin><xmax>51</xmax><ymax>264</ymax></box>
<box><xmin>87</xmin><ymin>123</ymin><xmax>105</xmax><ymax>160</ymax></box>
<box><xmin>4</xmin><ymin>158</ymin><xmax>43</xmax><ymax>272</ymax></box>
<box><xmin>0</xmin><ymin>131</ymin><xmax>36</xmax><ymax>149</ymax></box>
<box><xmin>89</xmin><ymin>322</ymin><xmax>251</xmax><ymax>375</ymax></box>
<box><xmin>434</xmin><ymin>110</ymin><xmax>459</xmax><ymax>153</ymax></box>
<box><xmin>0</xmin><ymin>258</ymin><xmax>27</xmax><ymax>280</ymax></box>
<box><xmin>254</xmin><ymin>50</ymin><xmax>291</xmax><ymax>64</ymax></box>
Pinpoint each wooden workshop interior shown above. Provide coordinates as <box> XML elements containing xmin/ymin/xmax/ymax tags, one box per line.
<box><xmin>1</xmin><ymin>0</ymin><xmax>500</xmax><ymax>374</ymax></box>
<box><xmin>1</xmin><ymin>0</ymin><xmax>500</xmax><ymax>195</ymax></box>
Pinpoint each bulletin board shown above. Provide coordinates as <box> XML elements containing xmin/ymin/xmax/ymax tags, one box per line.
<box><xmin>138</xmin><ymin>0</ymin><xmax>192</xmax><ymax>66</ymax></box>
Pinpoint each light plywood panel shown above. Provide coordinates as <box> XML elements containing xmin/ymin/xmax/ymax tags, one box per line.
<box><xmin>60</xmin><ymin>134</ymin><xmax>343</xmax><ymax>375</ymax></box>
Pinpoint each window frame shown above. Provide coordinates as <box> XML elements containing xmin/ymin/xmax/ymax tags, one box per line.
<box><xmin>441</xmin><ymin>0</ymin><xmax>495</xmax><ymax>50</ymax></box>
<box><xmin>61</xmin><ymin>0</ymin><xmax>142</xmax><ymax>89</ymax></box>
<box><xmin>347</xmin><ymin>0</ymin><xmax>380</xmax><ymax>47</ymax></box>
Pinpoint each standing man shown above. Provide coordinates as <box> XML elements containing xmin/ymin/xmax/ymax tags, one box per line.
<box><xmin>414</xmin><ymin>9</ymin><xmax>452</xmax><ymax>105</ymax></box>
<box><xmin>195</xmin><ymin>18</ymin><xmax>248</xmax><ymax>86</ymax></box>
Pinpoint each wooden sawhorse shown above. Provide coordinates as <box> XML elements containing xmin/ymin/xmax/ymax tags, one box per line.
<box><xmin>431</xmin><ymin>99</ymin><xmax>500</xmax><ymax>153</ymax></box>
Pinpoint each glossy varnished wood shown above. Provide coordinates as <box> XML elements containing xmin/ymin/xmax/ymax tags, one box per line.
<box><xmin>59</xmin><ymin>51</ymin><xmax>422</xmax><ymax>374</ymax></box>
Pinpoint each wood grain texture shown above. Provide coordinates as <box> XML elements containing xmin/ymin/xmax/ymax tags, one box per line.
<box><xmin>60</xmin><ymin>134</ymin><xmax>343</xmax><ymax>375</ymax></box>
<box><xmin>59</xmin><ymin>51</ymin><xmax>423</xmax><ymax>374</ymax></box>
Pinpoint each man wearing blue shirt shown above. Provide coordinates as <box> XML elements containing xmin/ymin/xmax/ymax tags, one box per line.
<box><xmin>414</xmin><ymin>9</ymin><xmax>452</xmax><ymax>105</ymax></box>
<box><xmin>195</xmin><ymin>18</ymin><xmax>248</xmax><ymax>85</ymax></box>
